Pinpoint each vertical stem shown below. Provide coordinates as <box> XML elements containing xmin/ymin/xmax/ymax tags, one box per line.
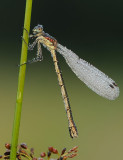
<box><xmin>10</xmin><ymin>0</ymin><xmax>33</xmax><ymax>159</ymax></box>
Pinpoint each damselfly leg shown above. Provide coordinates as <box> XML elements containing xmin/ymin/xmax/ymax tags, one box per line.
<box><xmin>20</xmin><ymin>31</ymin><xmax>43</xmax><ymax>66</ymax></box>
<box><xmin>22</xmin><ymin>27</ymin><xmax>35</xmax><ymax>39</ymax></box>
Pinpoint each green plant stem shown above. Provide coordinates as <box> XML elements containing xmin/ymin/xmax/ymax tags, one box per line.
<box><xmin>10</xmin><ymin>0</ymin><xmax>33</xmax><ymax>159</ymax></box>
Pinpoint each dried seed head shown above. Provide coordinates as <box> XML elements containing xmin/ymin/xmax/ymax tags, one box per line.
<box><xmin>4</xmin><ymin>151</ymin><xmax>10</xmax><ymax>156</ymax></box>
<box><xmin>1</xmin><ymin>143</ymin><xmax>78</xmax><ymax>160</ymax></box>
<box><xmin>20</xmin><ymin>143</ymin><xmax>27</xmax><ymax>149</ymax></box>
<box><xmin>19</xmin><ymin>149</ymin><xmax>28</xmax><ymax>156</ymax></box>
<box><xmin>68</xmin><ymin>153</ymin><xmax>77</xmax><ymax>158</ymax></box>
<box><xmin>59</xmin><ymin>146</ymin><xmax>78</xmax><ymax>160</ymax></box>
<box><xmin>40</xmin><ymin>152</ymin><xmax>46</xmax><ymax>158</ymax></box>
<box><xmin>61</xmin><ymin>148</ymin><xmax>66</xmax><ymax>155</ymax></box>
<box><xmin>17</xmin><ymin>154</ymin><xmax>21</xmax><ymax>160</ymax></box>
<box><xmin>30</xmin><ymin>148</ymin><xmax>34</xmax><ymax>154</ymax></box>
<box><xmin>5</xmin><ymin>143</ymin><xmax>11</xmax><ymax>150</ymax></box>
<box><xmin>48</xmin><ymin>146</ymin><xmax>53</xmax><ymax>152</ymax></box>
<box><xmin>47</xmin><ymin>151</ymin><xmax>51</xmax><ymax>157</ymax></box>
<box><xmin>68</xmin><ymin>146</ymin><xmax>78</xmax><ymax>153</ymax></box>
<box><xmin>52</xmin><ymin>148</ymin><xmax>58</xmax><ymax>154</ymax></box>
<box><xmin>0</xmin><ymin>155</ymin><xmax>2</xmax><ymax>159</ymax></box>
<box><xmin>62</xmin><ymin>156</ymin><xmax>67</xmax><ymax>160</ymax></box>
<box><xmin>4</xmin><ymin>151</ymin><xmax>10</xmax><ymax>160</ymax></box>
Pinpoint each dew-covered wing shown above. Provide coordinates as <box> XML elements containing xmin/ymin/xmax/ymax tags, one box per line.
<box><xmin>57</xmin><ymin>43</ymin><xmax>119</xmax><ymax>100</ymax></box>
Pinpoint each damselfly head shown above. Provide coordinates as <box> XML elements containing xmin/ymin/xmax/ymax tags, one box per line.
<box><xmin>32</xmin><ymin>24</ymin><xmax>43</xmax><ymax>34</ymax></box>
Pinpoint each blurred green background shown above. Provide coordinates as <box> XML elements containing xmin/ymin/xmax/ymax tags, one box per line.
<box><xmin>0</xmin><ymin>0</ymin><xmax>123</xmax><ymax>159</ymax></box>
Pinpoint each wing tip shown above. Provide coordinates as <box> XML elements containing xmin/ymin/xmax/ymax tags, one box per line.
<box><xmin>107</xmin><ymin>85</ymin><xmax>120</xmax><ymax>100</ymax></box>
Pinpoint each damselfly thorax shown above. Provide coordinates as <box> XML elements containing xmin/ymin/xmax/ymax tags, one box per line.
<box><xmin>36</xmin><ymin>34</ymin><xmax>57</xmax><ymax>50</ymax></box>
<box><xmin>21</xmin><ymin>24</ymin><xmax>119</xmax><ymax>138</ymax></box>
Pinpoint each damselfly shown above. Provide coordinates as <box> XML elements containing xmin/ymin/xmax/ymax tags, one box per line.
<box><xmin>21</xmin><ymin>25</ymin><xmax>119</xmax><ymax>138</ymax></box>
